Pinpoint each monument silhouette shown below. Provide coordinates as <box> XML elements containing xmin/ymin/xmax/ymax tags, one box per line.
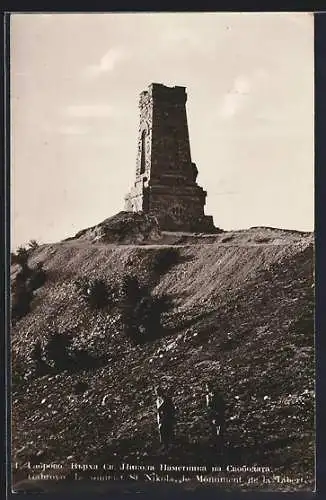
<box><xmin>125</xmin><ymin>83</ymin><xmax>217</xmax><ymax>232</ymax></box>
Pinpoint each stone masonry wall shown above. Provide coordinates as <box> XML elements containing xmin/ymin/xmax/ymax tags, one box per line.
<box><xmin>124</xmin><ymin>83</ymin><xmax>217</xmax><ymax>232</ymax></box>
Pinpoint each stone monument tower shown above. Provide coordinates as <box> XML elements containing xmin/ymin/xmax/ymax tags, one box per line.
<box><xmin>124</xmin><ymin>83</ymin><xmax>216</xmax><ymax>232</ymax></box>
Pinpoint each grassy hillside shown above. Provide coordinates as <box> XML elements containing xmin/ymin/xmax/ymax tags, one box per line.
<box><xmin>11</xmin><ymin>224</ymin><xmax>314</xmax><ymax>492</ymax></box>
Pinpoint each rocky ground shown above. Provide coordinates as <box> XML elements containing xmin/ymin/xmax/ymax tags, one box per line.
<box><xmin>10</xmin><ymin>214</ymin><xmax>315</xmax><ymax>493</ymax></box>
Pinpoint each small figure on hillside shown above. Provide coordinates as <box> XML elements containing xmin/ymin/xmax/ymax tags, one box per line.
<box><xmin>205</xmin><ymin>382</ymin><xmax>225</xmax><ymax>450</ymax></box>
<box><xmin>155</xmin><ymin>386</ymin><xmax>176</xmax><ymax>451</ymax></box>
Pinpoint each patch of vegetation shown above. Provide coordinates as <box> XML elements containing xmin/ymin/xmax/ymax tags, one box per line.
<box><xmin>27</xmin><ymin>333</ymin><xmax>105</xmax><ymax>377</ymax></box>
<box><xmin>11</xmin><ymin>354</ymin><xmax>26</xmax><ymax>389</ymax></box>
<box><xmin>219</xmin><ymin>332</ymin><xmax>240</xmax><ymax>351</ymax></box>
<box><xmin>11</xmin><ymin>274</ymin><xmax>34</xmax><ymax>322</ymax></box>
<box><xmin>11</xmin><ymin>241</ymin><xmax>40</xmax><ymax>264</ymax></box>
<box><xmin>151</xmin><ymin>247</ymin><xmax>180</xmax><ymax>275</ymax></box>
<box><xmin>74</xmin><ymin>277</ymin><xmax>115</xmax><ymax>310</ymax></box>
<box><xmin>292</xmin><ymin>311</ymin><xmax>314</xmax><ymax>347</ymax></box>
<box><xmin>28</xmin><ymin>262</ymin><xmax>47</xmax><ymax>291</ymax></box>
<box><xmin>291</xmin><ymin>289</ymin><xmax>314</xmax><ymax>348</ymax></box>
<box><xmin>30</xmin><ymin>340</ymin><xmax>48</xmax><ymax>376</ymax></box>
<box><xmin>71</xmin><ymin>348</ymin><xmax>104</xmax><ymax>371</ymax></box>
<box><xmin>12</xmin><ymin>246</ymin><xmax>30</xmax><ymax>271</ymax></box>
<box><xmin>44</xmin><ymin>332</ymin><xmax>73</xmax><ymax>371</ymax></box>
<box><xmin>221</xmin><ymin>235</ymin><xmax>234</xmax><ymax>243</ymax></box>
<box><xmin>121</xmin><ymin>274</ymin><xmax>144</xmax><ymax>302</ymax></box>
<box><xmin>28</xmin><ymin>240</ymin><xmax>40</xmax><ymax>251</ymax></box>
<box><xmin>120</xmin><ymin>275</ymin><xmax>172</xmax><ymax>345</ymax></box>
<box><xmin>11</xmin><ymin>259</ymin><xmax>47</xmax><ymax>323</ymax></box>
<box><xmin>73</xmin><ymin>381</ymin><xmax>89</xmax><ymax>394</ymax></box>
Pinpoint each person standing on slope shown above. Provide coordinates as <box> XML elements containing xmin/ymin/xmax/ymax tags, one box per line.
<box><xmin>205</xmin><ymin>382</ymin><xmax>225</xmax><ymax>450</ymax></box>
<box><xmin>155</xmin><ymin>386</ymin><xmax>176</xmax><ymax>451</ymax></box>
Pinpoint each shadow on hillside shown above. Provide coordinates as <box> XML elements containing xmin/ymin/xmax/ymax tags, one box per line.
<box><xmin>30</xmin><ymin>348</ymin><xmax>109</xmax><ymax>380</ymax></box>
<box><xmin>70</xmin><ymin>350</ymin><xmax>109</xmax><ymax>372</ymax></box>
<box><xmin>161</xmin><ymin>308</ymin><xmax>218</xmax><ymax>336</ymax></box>
<box><xmin>150</xmin><ymin>250</ymin><xmax>194</xmax><ymax>279</ymax></box>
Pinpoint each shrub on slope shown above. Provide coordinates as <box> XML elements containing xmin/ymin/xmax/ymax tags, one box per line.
<box><xmin>74</xmin><ymin>277</ymin><xmax>116</xmax><ymax>310</ymax></box>
<box><xmin>120</xmin><ymin>275</ymin><xmax>173</xmax><ymax>345</ymax></box>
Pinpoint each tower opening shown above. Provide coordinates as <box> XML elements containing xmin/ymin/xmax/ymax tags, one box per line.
<box><xmin>140</xmin><ymin>130</ymin><xmax>146</xmax><ymax>175</ymax></box>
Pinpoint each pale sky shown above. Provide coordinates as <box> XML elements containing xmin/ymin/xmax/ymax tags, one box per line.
<box><xmin>10</xmin><ymin>12</ymin><xmax>314</xmax><ymax>249</ymax></box>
